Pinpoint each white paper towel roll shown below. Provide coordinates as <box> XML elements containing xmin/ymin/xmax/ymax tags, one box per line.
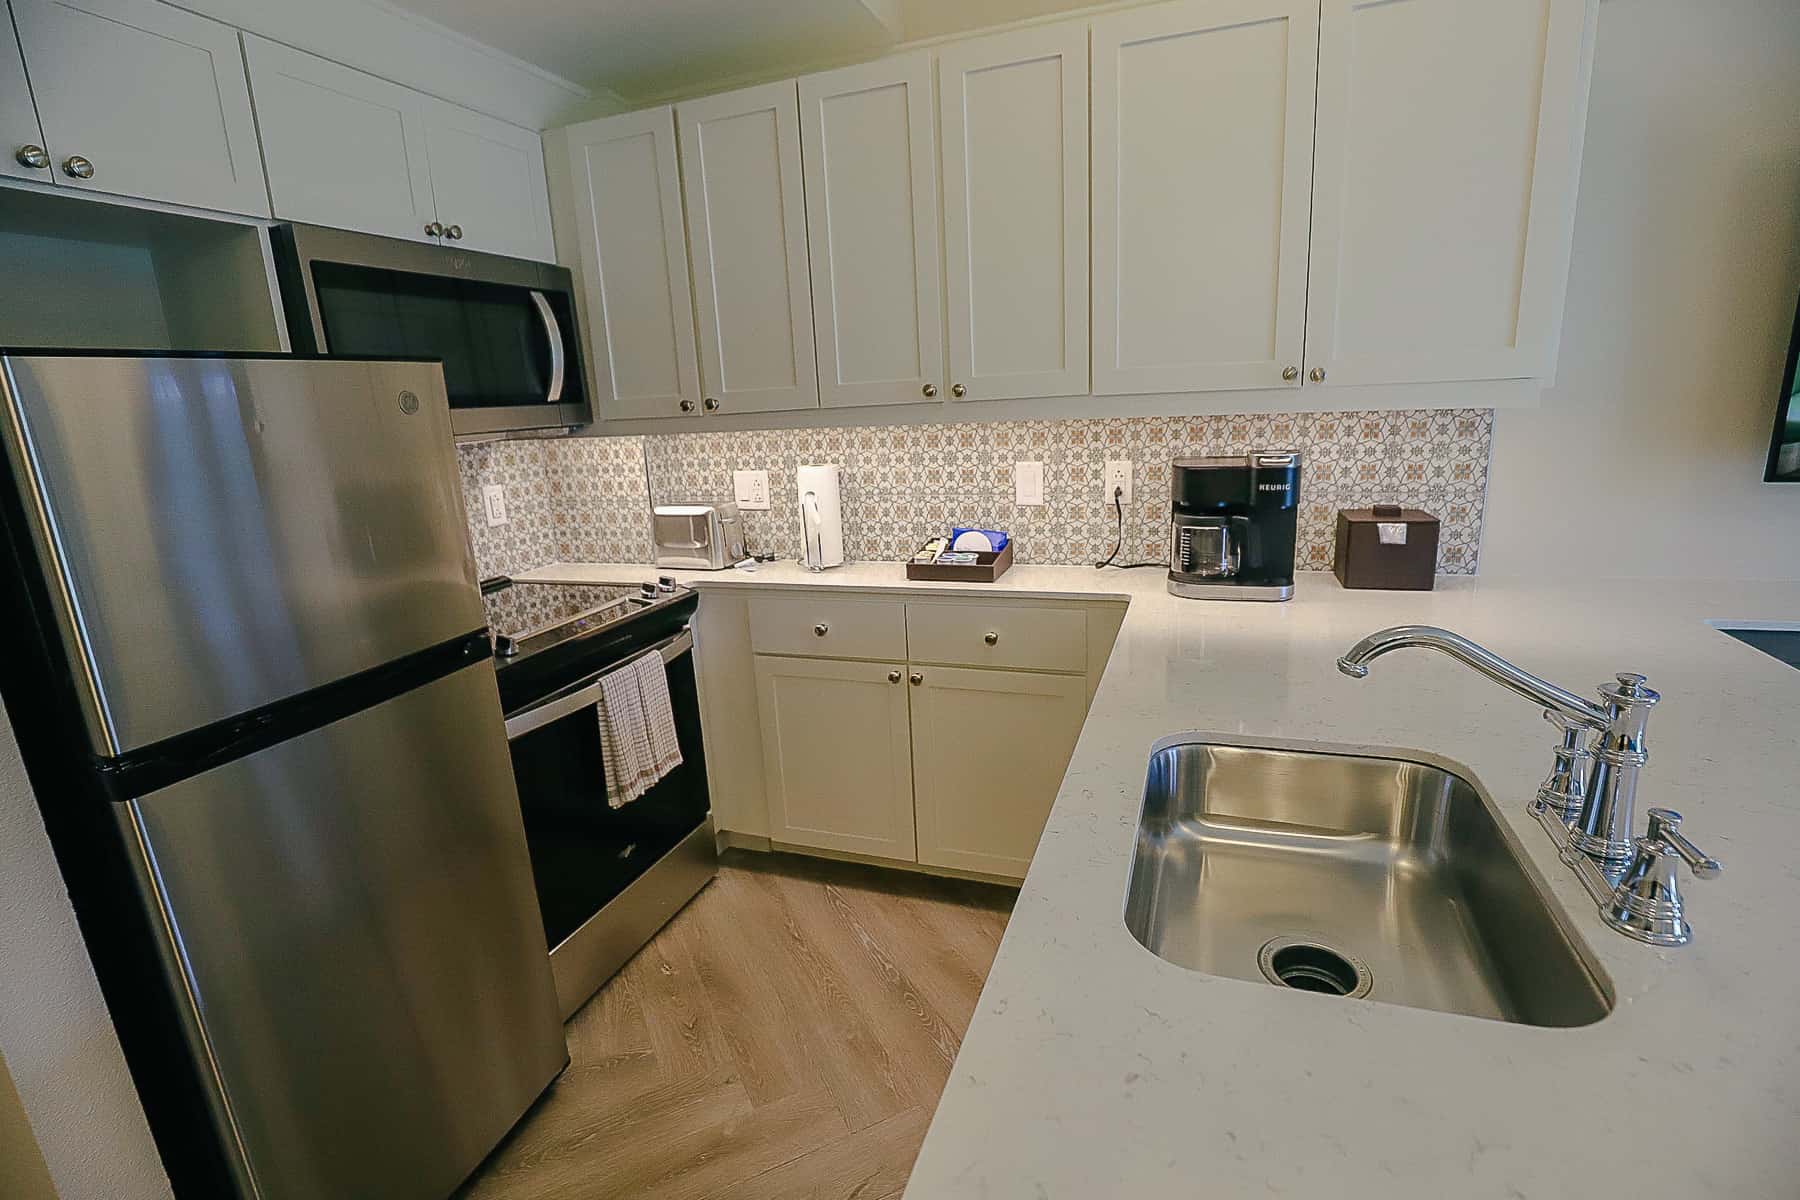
<box><xmin>796</xmin><ymin>464</ymin><xmax>844</xmax><ymax>570</ymax></box>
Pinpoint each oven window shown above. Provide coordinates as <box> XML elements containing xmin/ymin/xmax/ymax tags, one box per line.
<box><xmin>507</xmin><ymin>653</ymin><xmax>710</xmax><ymax>950</ymax></box>
<box><xmin>310</xmin><ymin>262</ymin><xmax>558</xmax><ymax>410</ymax></box>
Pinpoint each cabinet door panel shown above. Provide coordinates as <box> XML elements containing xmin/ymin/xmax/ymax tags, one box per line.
<box><xmin>1092</xmin><ymin>0</ymin><xmax>1315</xmax><ymax>395</ymax></box>
<box><xmin>678</xmin><ymin>80</ymin><xmax>818</xmax><ymax>415</ymax></box>
<box><xmin>13</xmin><ymin>0</ymin><xmax>267</xmax><ymax>215</ymax></box>
<box><xmin>1305</xmin><ymin>0</ymin><xmax>1594</xmax><ymax>385</ymax></box>
<box><xmin>911</xmin><ymin>666</ymin><xmax>1086</xmax><ymax>879</ymax></box>
<box><xmin>800</xmin><ymin>52</ymin><xmax>943</xmax><ymax>409</ymax></box>
<box><xmin>243</xmin><ymin>35</ymin><xmax>436</xmax><ymax>243</ymax></box>
<box><xmin>421</xmin><ymin>98</ymin><xmax>554</xmax><ymax>263</ymax></box>
<box><xmin>1</xmin><ymin>11</ymin><xmax>47</xmax><ymax>182</ymax></box>
<box><xmin>561</xmin><ymin>107</ymin><xmax>701</xmax><ymax>420</ymax></box>
<box><xmin>754</xmin><ymin>655</ymin><xmax>916</xmax><ymax>862</ymax></box>
<box><xmin>939</xmin><ymin>25</ymin><xmax>1088</xmax><ymax>403</ymax></box>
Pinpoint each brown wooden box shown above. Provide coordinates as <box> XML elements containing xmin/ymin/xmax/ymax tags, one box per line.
<box><xmin>1333</xmin><ymin>506</ymin><xmax>1439</xmax><ymax>590</ymax></box>
<box><xmin>905</xmin><ymin>539</ymin><xmax>1014</xmax><ymax>582</ymax></box>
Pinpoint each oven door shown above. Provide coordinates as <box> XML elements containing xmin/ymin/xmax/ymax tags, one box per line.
<box><xmin>273</xmin><ymin>224</ymin><xmax>591</xmax><ymax>436</ymax></box>
<box><xmin>502</xmin><ymin>629</ymin><xmax>711</xmax><ymax>1006</ymax></box>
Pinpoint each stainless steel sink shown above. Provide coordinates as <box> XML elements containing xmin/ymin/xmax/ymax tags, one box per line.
<box><xmin>1124</xmin><ymin>739</ymin><xmax>1612</xmax><ymax>1027</ymax></box>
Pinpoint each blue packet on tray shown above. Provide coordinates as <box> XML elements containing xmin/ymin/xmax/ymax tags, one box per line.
<box><xmin>949</xmin><ymin>528</ymin><xmax>1008</xmax><ymax>553</ymax></box>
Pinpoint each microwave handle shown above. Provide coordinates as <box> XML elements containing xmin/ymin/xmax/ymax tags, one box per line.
<box><xmin>528</xmin><ymin>290</ymin><xmax>567</xmax><ymax>405</ymax></box>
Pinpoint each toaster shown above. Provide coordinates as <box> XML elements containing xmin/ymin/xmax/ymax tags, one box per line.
<box><xmin>652</xmin><ymin>502</ymin><xmax>746</xmax><ymax>570</ymax></box>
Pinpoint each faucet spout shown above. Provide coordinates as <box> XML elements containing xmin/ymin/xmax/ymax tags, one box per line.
<box><xmin>1336</xmin><ymin>625</ymin><xmax>1609</xmax><ymax>729</ymax></box>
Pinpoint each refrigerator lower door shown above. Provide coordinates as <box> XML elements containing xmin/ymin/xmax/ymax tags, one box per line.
<box><xmin>118</xmin><ymin>660</ymin><xmax>565</xmax><ymax>1200</ymax></box>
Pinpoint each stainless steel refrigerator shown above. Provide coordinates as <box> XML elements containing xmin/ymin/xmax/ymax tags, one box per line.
<box><xmin>0</xmin><ymin>352</ymin><xmax>566</xmax><ymax>1199</ymax></box>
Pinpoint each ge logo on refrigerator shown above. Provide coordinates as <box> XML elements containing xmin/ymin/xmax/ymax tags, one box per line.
<box><xmin>397</xmin><ymin>390</ymin><xmax>421</xmax><ymax>415</ymax></box>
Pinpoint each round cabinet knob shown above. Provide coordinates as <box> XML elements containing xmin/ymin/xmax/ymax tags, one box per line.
<box><xmin>703</xmin><ymin>397</ymin><xmax>720</xmax><ymax>412</ymax></box>
<box><xmin>984</xmin><ymin>631</ymin><xmax>999</xmax><ymax>645</ymax></box>
<box><xmin>813</xmin><ymin>623</ymin><xmax>829</xmax><ymax>637</ymax></box>
<box><xmin>445</xmin><ymin>224</ymin><xmax>463</xmax><ymax>240</ymax></box>
<box><xmin>909</xmin><ymin>672</ymin><xmax>924</xmax><ymax>686</ymax></box>
<box><xmin>1309</xmin><ymin>366</ymin><xmax>1327</xmax><ymax>383</ymax></box>
<box><xmin>62</xmin><ymin>155</ymin><xmax>94</xmax><ymax>180</ymax></box>
<box><xmin>921</xmin><ymin>383</ymin><xmax>938</xmax><ymax>398</ymax></box>
<box><xmin>887</xmin><ymin>669</ymin><xmax>902</xmax><ymax>683</ymax></box>
<box><xmin>678</xmin><ymin>399</ymin><xmax>696</xmax><ymax>413</ymax></box>
<box><xmin>1281</xmin><ymin>365</ymin><xmax>1299</xmax><ymax>382</ymax></box>
<box><xmin>424</xmin><ymin>221</ymin><xmax>444</xmax><ymax>237</ymax></box>
<box><xmin>951</xmin><ymin>383</ymin><xmax>967</xmax><ymax>398</ymax></box>
<box><xmin>14</xmin><ymin>144</ymin><xmax>49</xmax><ymax>170</ymax></box>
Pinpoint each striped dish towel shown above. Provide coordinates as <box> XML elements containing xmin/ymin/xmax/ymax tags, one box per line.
<box><xmin>596</xmin><ymin>663</ymin><xmax>654</xmax><ymax>809</ymax></box>
<box><xmin>633</xmin><ymin>652</ymin><xmax>684</xmax><ymax>779</ymax></box>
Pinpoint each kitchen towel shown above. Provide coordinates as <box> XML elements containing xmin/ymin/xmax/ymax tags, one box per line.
<box><xmin>633</xmin><ymin>651</ymin><xmax>684</xmax><ymax>778</ymax></box>
<box><xmin>596</xmin><ymin>662</ymin><xmax>655</xmax><ymax>808</ymax></box>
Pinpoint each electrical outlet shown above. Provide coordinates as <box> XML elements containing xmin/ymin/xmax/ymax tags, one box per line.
<box><xmin>481</xmin><ymin>483</ymin><xmax>508</xmax><ymax>527</ymax></box>
<box><xmin>1014</xmin><ymin>461</ymin><xmax>1044</xmax><ymax>506</ymax></box>
<box><xmin>733</xmin><ymin>469</ymin><xmax>771</xmax><ymax>510</ymax></box>
<box><xmin>1103</xmin><ymin>460</ymin><xmax>1133</xmax><ymax>506</ymax></box>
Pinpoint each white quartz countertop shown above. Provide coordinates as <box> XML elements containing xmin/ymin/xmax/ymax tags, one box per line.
<box><xmin>517</xmin><ymin>561</ymin><xmax>1800</xmax><ymax>1197</ymax></box>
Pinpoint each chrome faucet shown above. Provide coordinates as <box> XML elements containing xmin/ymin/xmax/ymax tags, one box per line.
<box><xmin>1337</xmin><ymin>625</ymin><xmax>1720</xmax><ymax>945</ymax></box>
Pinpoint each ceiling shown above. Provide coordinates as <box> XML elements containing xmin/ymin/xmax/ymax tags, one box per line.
<box><xmin>387</xmin><ymin>0</ymin><xmax>902</xmax><ymax>101</ymax></box>
<box><xmin>386</xmin><ymin>0</ymin><xmax>1095</xmax><ymax>101</ymax></box>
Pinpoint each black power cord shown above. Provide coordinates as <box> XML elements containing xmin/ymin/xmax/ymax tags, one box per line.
<box><xmin>1094</xmin><ymin>485</ymin><xmax>1165</xmax><ymax>570</ymax></box>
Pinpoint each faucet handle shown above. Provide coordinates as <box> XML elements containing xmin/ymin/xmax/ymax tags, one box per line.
<box><xmin>1534</xmin><ymin>709</ymin><xmax>1589</xmax><ymax>821</ymax></box>
<box><xmin>1645</xmin><ymin>808</ymin><xmax>1722</xmax><ymax>879</ymax></box>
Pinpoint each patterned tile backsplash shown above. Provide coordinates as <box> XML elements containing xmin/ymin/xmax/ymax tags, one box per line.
<box><xmin>457</xmin><ymin>409</ymin><xmax>1493</xmax><ymax>580</ymax></box>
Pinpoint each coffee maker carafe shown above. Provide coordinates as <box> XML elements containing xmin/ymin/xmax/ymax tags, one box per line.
<box><xmin>1169</xmin><ymin>453</ymin><xmax>1300</xmax><ymax>601</ymax></box>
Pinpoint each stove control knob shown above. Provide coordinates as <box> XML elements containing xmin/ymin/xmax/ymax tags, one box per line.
<box><xmin>640</xmin><ymin>582</ymin><xmax>659</xmax><ymax>598</ymax></box>
<box><xmin>657</xmin><ymin>575</ymin><xmax>678</xmax><ymax>592</ymax></box>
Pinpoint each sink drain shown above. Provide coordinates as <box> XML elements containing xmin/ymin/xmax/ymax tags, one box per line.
<box><xmin>1257</xmin><ymin>936</ymin><xmax>1372</xmax><ymax>999</ymax></box>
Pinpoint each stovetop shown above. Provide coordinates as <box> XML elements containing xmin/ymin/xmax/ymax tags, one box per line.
<box><xmin>480</xmin><ymin>575</ymin><xmax>698</xmax><ymax>713</ymax></box>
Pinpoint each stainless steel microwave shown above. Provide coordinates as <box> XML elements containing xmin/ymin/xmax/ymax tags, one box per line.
<box><xmin>272</xmin><ymin>223</ymin><xmax>590</xmax><ymax>437</ymax></box>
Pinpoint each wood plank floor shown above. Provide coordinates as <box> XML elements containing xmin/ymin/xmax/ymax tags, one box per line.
<box><xmin>457</xmin><ymin>851</ymin><xmax>1017</xmax><ymax>1200</ymax></box>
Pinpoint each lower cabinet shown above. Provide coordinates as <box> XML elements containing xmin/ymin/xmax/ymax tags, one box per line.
<box><xmin>908</xmin><ymin>665</ymin><xmax>1088</xmax><ymax>878</ymax></box>
<box><xmin>753</xmin><ymin>655</ymin><xmax>917</xmax><ymax>861</ymax></box>
<box><xmin>749</xmin><ymin>632</ymin><xmax>1095</xmax><ymax>881</ymax></box>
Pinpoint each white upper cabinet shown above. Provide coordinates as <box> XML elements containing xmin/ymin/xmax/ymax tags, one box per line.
<box><xmin>937</xmin><ymin>25</ymin><xmax>1088</xmax><ymax>404</ymax></box>
<box><xmin>800</xmin><ymin>51</ymin><xmax>944</xmax><ymax>409</ymax></box>
<box><xmin>559</xmin><ymin>107</ymin><xmax>701</xmax><ymax>420</ymax></box>
<box><xmin>246</xmin><ymin>37</ymin><xmax>553</xmax><ymax>260</ymax></box>
<box><xmin>1091</xmin><ymin>0</ymin><xmax>1316</xmax><ymax>395</ymax></box>
<box><xmin>1</xmin><ymin>9</ymin><xmax>47</xmax><ymax>183</ymax></box>
<box><xmin>1304</xmin><ymin>0</ymin><xmax>1595</xmax><ymax>386</ymax></box>
<box><xmin>243</xmin><ymin>36</ymin><xmax>437</xmax><ymax>243</ymax></box>
<box><xmin>677</xmin><ymin>80</ymin><xmax>818</xmax><ymax>416</ymax></box>
<box><xmin>418</xmin><ymin>97</ymin><xmax>554</xmax><ymax>262</ymax></box>
<box><xmin>11</xmin><ymin>0</ymin><xmax>267</xmax><ymax>215</ymax></box>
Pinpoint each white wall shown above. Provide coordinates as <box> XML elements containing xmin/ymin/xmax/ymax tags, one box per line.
<box><xmin>0</xmin><ymin>711</ymin><xmax>173</xmax><ymax>1200</ymax></box>
<box><xmin>1481</xmin><ymin>0</ymin><xmax>1800</xmax><ymax>580</ymax></box>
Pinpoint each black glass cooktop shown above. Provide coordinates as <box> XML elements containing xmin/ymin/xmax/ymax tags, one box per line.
<box><xmin>480</xmin><ymin>576</ymin><xmax>698</xmax><ymax>713</ymax></box>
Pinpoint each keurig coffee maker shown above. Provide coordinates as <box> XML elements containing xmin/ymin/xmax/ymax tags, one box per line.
<box><xmin>1168</xmin><ymin>453</ymin><xmax>1300</xmax><ymax>600</ymax></box>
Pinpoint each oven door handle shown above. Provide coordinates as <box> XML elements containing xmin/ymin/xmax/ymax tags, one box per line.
<box><xmin>504</xmin><ymin>628</ymin><xmax>692</xmax><ymax>742</ymax></box>
<box><xmin>528</xmin><ymin>290</ymin><xmax>567</xmax><ymax>406</ymax></box>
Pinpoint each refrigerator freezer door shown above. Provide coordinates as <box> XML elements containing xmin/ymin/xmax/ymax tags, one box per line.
<box><xmin>0</xmin><ymin>354</ymin><xmax>484</xmax><ymax>756</ymax></box>
<box><xmin>119</xmin><ymin>659</ymin><xmax>565</xmax><ymax>1200</ymax></box>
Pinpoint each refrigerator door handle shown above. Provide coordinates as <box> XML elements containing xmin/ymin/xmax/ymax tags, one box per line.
<box><xmin>504</xmin><ymin>628</ymin><xmax>692</xmax><ymax>741</ymax></box>
<box><xmin>529</xmin><ymin>291</ymin><xmax>567</xmax><ymax>406</ymax></box>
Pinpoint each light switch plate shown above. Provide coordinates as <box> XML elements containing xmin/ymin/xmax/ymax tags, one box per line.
<box><xmin>1103</xmin><ymin>460</ymin><xmax>1133</xmax><ymax>506</ymax></box>
<box><xmin>733</xmin><ymin>469</ymin><xmax>771</xmax><ymax>510</ymax></box>
<box><xmin>1014</xmin><ymin>461</ymin><xmax>1044</xmax><ymax>507</ymax></box>
<box><xmin>481</xmin><ymin>483</ymin><xmax>508</xmax><ymax>527</ymax></box>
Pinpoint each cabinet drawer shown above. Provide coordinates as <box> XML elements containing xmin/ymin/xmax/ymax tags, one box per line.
<box><xmin>905</xmin><ymin>603</ymin><xmax>1086</xmax><ymax>673</ymax></box>
<box><xmin>749</xmin><ymin>595</ymin><xmax>906</xmax><ymax>660</ymax></box>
